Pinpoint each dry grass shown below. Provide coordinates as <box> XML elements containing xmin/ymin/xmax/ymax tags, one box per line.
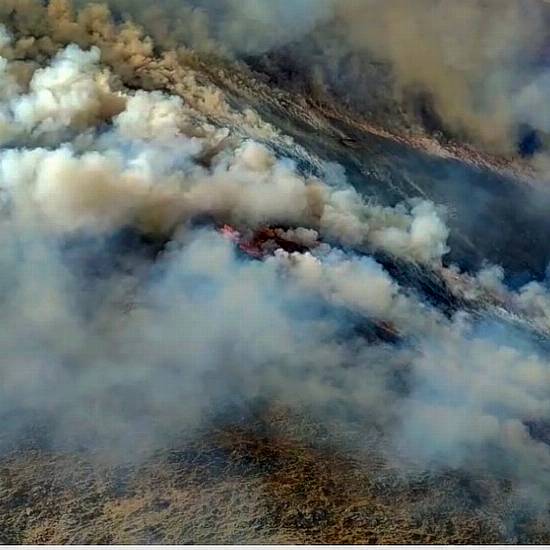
<box><xmin>1</xmin><ymin>405</ymin><xmax>550</xmax><ymax>544</ymax></box>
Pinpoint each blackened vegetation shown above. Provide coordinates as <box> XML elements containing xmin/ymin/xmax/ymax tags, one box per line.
<box><xmin>374</xmin><ymin>251</ymin><xmax>467</xmax><ymax>316</ymax></box>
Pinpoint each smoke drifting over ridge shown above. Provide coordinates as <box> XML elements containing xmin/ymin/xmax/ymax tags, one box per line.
<box><xmin>85</xmin><ymin>0</ymin><xmax>550</xmax><ymax>153</ymax></box>
<box><xmin>2</xmin><ymin>1</ymin><xmax>550</xmax><ymax>529</ymax></box>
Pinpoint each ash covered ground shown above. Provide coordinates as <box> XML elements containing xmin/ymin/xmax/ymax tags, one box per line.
<box><xmin>3</xmin><ymin>0</ymin><xmax>550</xmax><ymax>544</ymax></box>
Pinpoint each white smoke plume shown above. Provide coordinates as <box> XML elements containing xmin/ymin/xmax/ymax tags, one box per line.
<box><xmin>0</xmin><ymin>35</ymin><xmax>450</xmax><ymax>261</ymax></box>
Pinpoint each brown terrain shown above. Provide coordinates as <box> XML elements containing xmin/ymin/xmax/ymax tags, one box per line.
<box><xmin>2</xmin><ymin>2</ymin><xmax>550</xmax><ymax>545</ymax></box>
<box><xmin>2</xmin><ymin>405</ymin><xmax>550</xmax><ymax>544</ymax></box>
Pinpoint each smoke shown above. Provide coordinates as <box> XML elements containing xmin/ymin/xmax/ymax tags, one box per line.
<box><xmin>0</xmin><ymin>31</ymin><xmax>447</xmax><ymax>455</ymax></box>
<box><xmin>9</xmin><ymin>0</ymin><xmax>550</xmax><ymax>152</ymax></box>
<box><xmin>325</xmin><ymin>0</ymin><xmax>549</xmax><ymax>152</ymax></box>
<box><xmin>0</xmin><ymin>34</ymin><xmax>450</xmax><ymax>260</ymax></box>
<box><xmin>84</xmin><ymin>0</ymin><xmax>550</xmax><ymax>153</ymax></box>
<box><xmin>1</xmin><ymin>1</ymin><xmax>550</xmax><ymax>520</ymax></box>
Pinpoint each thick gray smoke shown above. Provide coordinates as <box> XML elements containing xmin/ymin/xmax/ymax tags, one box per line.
<box><xmin>1</xmin><ymin>1</ymin><xmax>550</xmax><ymax>512</ymax></box>
<box><xmin>94</xmin><ymin>0</ymin><xmax>550</xmax><ymax>153</ymax></box>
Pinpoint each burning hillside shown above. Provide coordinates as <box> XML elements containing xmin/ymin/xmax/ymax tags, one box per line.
<box><xmin>2</xmin><ymin>0</ymin><xmax>550</xmax><ymax>544</ymax></box>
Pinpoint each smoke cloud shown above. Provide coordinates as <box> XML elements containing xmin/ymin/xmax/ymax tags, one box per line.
<box><xmin>1</xmin><ymin>1</ymin><xmax>550</xmax><ymax>520</ymax></box>
<box><xmin>87</xmin><ymin>0</ymin><xmax>550</xmax><ymax>153</ymax></box>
